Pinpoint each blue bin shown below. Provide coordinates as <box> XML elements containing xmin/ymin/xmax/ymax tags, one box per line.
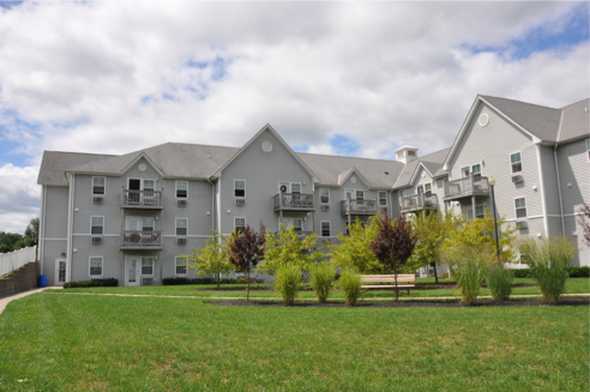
<box><xmin>38</xmin><ymin>275</ymin><xmax>48</xmax><ymax>288</ymax></box>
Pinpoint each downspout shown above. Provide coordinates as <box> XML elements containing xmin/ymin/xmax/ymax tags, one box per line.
<box><xmin>66</xmin><ymin>173</ymin><xmax>75</xmax><ymax>283</ymax></box>
<box><xmin>39</xmin><ymin>185</ymin><xmax>47</xmax><ymax>274</ymax></box>
<box><xmin>553</xmin><ymin>145</ymin><xmax>566</xmax><ymax>235</ymax></box>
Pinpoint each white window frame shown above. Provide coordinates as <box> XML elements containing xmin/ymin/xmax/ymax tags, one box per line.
<box><xmin>175</xmin><ymin>256</ymin><xmax>188</xmax><ymax>276</ymax></box>
<box><xmin>234</xmin><ymin>216</ymin><xmax>246</xmax><ymax>231</ymax></box>
<box><xmin>175</xmin><ymin>217</ymin><xmax>188</xmax><ymax>237</ymax></box>
<box><xmin>290</xmin><ymin>182</ymin><xmax>302</xmax><ymax>194</ymax></box>
<box><xmin>320</xmin><ymin>220</ymin><xmax>331</xmax><ymax>238</ymax></box>
<box><xmin>514</xmin><ymin>197</ymin><xmax>527</xmax><ymax>219</ymax></box>
<box><xmin>293</xmin><ymin>218</ymin><xmax>304</xmax><ymax>234</ymax></box>
<box><xmin>88</xmin><ymin>256</ymin><xmax>103</xmax><ymax>279</ymax></box>
<box><xmin>424</xmin><ymin>183</ymin><xmax>432</xmax><ymax>197</ymax></box>
<box><xmin>320</xmin><ymin>189</ymin><xmax>330</xmax><ymax>205</ymax></box>
<box><xmin>586</xmin><ymin>138</ymin><xmax>590</xmax><ymax>161</ymax></box>
<box><xmin>416</xmin><ymin>185</ymin><xmax>424</xmax><ymax>195</ymax></box>
<box><xmin>141</xmin><ymin>256</ymin><xmax>155</xmax><ymax>277</ymax></box>
<box><xmin>344</xmin><ymin>189</ymin><xmax>354</xmax><ymax>200</ymax></box>
<box><xmin>510</xmin><ymin>151</ymin><xmax>523</xmax><ymax>174</ymax></box>
<box><xmin>355</xmin><ymin>190</ymin><xmax>365</xmax><ymax>201</ymax></box>
<box><xmin>91</xmin><ymin>176</ymin><xmax>106</xmax><ymax>196</ymax></box>
<box><xmin>175</xmin><ymin>180</ymin><xmax>189</xmax><ymax>200</ymax></box>
<box><xmin>378</xmin><ymin>191</ymin><xmax>388</xmax><ymax>207</ymax></box>
<box><xmin>461</xmin><ymin>166</ymin><xmax>470</xmax><ymax>177</ymax></box>
<box><xmin>471</xmin><ymin>163</ymin><xmax>482</xmax><ymax>180</ymax></box>
<box><xmin>234</xmin><ymin>179</ymin><xmax>246</xmax><ymax>199</ymax></box>
<box><xmin>90</xmin><ymin>216</ymin><xmax>104</xmax><ymax>236</ymax></box>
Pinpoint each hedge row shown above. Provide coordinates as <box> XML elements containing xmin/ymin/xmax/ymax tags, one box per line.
<box><xmin>63</xmin><ymin>278</ymin><xmax>118</xmax><ymax>288</ymax></box>
<box><xmin>512</xmin><ymin>266</ymin><xmax>589</xmax><ymax>278</ymax></box>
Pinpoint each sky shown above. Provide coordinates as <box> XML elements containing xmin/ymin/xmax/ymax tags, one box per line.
<box><xmin>0</xmin><ymin>1</ymin><xmax>588</xmax><ymax>233</ymax></box>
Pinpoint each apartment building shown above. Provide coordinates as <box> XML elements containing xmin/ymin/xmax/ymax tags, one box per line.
<box><xmin>37</xmin><ymin>95</ymin><xmax>590</xmax><ymax>286</ymax></box>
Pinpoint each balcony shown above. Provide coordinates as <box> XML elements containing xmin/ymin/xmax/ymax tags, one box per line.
<box><xmin>273</xmin><ymin>193</ymin><xmax>315</xmax><ymax>212</ymax></box>
<box><xmin>121</xmin><ymin>230</ymin><xmax>162</xmax><ymax>250</ymax></box>
<box><xmin>341</xmin><ymin>199</ymin><xmax>377</xmax><ymax>216</ymax></box>
<box><xmin>444</xmin><ymin>176</ymin><xmax>490</xmax><ymax>201</ymax></box>
<box><xmin>121</xmin><ymin>189</ymin><xmax>163</xmax><ymax>209</ymax></box>
<box><xmin>400</xmin><ymin>194</ymin><xmax>439</xmax><ymax>214</ymax></box>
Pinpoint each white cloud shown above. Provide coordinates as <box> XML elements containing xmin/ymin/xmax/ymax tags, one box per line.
<box><xmin>0</xmin><ymin>164</ymin><xmax>39</xmax><ymax>233</ymax></box>
<box><xmin>0</xmin><ymin>1</ymin><xmax>588</xmax><ymax>231</ymax></box>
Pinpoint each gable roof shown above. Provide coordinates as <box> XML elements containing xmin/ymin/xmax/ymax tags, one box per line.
<box><xmin>336</xmin><ymin>167</ymin><xmax>371</xmax><ymax>187</ymax></box>
<box><xmin>392</xmin><ymin>147</ymin><xmax>449</xmax><ymax>189</ymax></box>
<box><xmin>37</xmin><ymin>151</ymin><xmax>116</xmax><ymax>186</ymax></box>
<box><xmin>558</xmin><ymin>98</ymin><xmax>590</xmax><ymax>143</ymax></box>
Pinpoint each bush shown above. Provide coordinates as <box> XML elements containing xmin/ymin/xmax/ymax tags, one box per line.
<box><xmin>339</xmin><ymin>270</ymin><xmax>362</xmax><ymax>306</ymax></box>
<box><xmin>512</xmin><ymin>269</ymin><xmax>531</xmax><ymax>278</ymax></box>
<box><xmin>455</xmin><ymin>259</ymin><xmax>481</xmax><ymax>305</ymax></box>
<box><xmin>309</xmin><ymin>263</ymin><xmax>335</xmax><ymax>303</ymax></box>
<box><xmin>486</xmin><ymin>264</ymin><xmax>512</xmax><ymax>302</ymax></box>
<box><xmin>523</xmin><ymin>237</ymin><xmax>574</xmax><ymax>304</ymax></box>
<box><xmin>568</xmin><ymin>266</ymin><xmax>590</xmax><ymax>278</ymax></box>
<box><xmin>274</xmin><ymin>265</ymin><xmax>302</xmax><ymax>306</ymax></box>
<box><xmin>63</xmin><ymin>278</ymin><xmax>118</xmax><ymax>288</ymax></box>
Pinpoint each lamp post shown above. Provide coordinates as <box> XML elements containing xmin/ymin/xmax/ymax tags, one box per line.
<box><xmin>488</xmin><ymin>177</ymin><xmax>501</xmax><ymax>262</ymax></box>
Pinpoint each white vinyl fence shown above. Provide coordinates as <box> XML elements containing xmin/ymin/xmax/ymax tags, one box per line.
<box><xmin>0</xmin><ymin>246</ymin><xmax>37</xmax><ymax>277</ymax></box>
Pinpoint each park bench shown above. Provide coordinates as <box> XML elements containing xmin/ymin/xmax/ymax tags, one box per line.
<box><xmin>360</xmin><ymin>274</ymin><xmax>416</xmax><ymax>294</ymax></box>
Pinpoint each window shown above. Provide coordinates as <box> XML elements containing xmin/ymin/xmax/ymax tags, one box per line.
<box><xmin>142</xmin><ymin>217</ymin><xmax>154</xmax><ymax>232</ymax></box>
<box><xmin>416</xmin><ymin>185</ymin><xmax>424</xmax><ymax>196</ymax></box>
<box><xmin>175</xmin><ymin>256</ymin><xmax>187</xmax><ymax>276</ymax></box>
<box><xmin>320</xmin><ymin>221</ymin><xmax>331</xmax><ymax>237</ymax></box>
<box><xmin>89</xmin><ymin>256</ymin><xmax>103</xmax><ymax>278</ymax></box>
<box><xmin>293</xmin><ymin>218</ymin><xmax>303</xmax><ymax>234</ymax></box>
<box><xmin>510</xmin><ymin>152</ymin><xmax>522</xmax><ymax>173</ymax></box>
<box><xmin>355</xmin><ymin>190</ymin><xmax>365</xmax><ymax>201</ymax></box>
<box><xmin>586</xmin><ymin>138</ymin><xmax>590</xmax><ymax>161</ymax></box>
<box><xmin>234</xmin><ymin>179</ymin><xmax>246</xmax><ymax>198</ymax></box>
<box><xmin>514</xmin><ymin>197</ymin><xmax>527</xmax><ymax>218</ymax></box>
<box><xmin>461</xmin><ymin>166</ymin><xmax>470</xmax><ymax>177</ymax></box>
<box><xmin>471</xmin><ymin>164</ymin><xmax>482</xmax><ymax>180</ymax></box>
<box><xmin>320</xmin><ymin>189</ymin><xmax>330</xmax><ymax>204</ymax></box>
<box><xmin>234</xmin><ymin>217</ymin><xmax>246</xmax><ymax>231</ymax></box>
<box><xmin>176</xmin><ymin>181</ymin><xmax>188</xmax><ymax>199</ymax></box>
<box><xmin>91</xmin><ymin>176</ymin><xmax>106</xmax><ymax>196</ymax></box>
<box><xmin>290</xmin><ymin>182</ymin><xmax>301</xmax><ymax>194</ymax></box>
<box><xmin>175</xmin><ymin>217</ymin><xmax>188</xmax><ymax>237</ymax></box>
<box><xmin>344</xmin><ymin>189</ymin><xmax>354</xmax><ymax>201</ymax></box>
<box><xmin>378</xmin><ymin>191</ymin><xmax>388</xmax><ymax>207</ymax></box>
<box><xmin>475</xmin><ymin>201</ymin><xmax>486</xmax><ymax>218</ymax></box>
<box><xmin>424</xmin><ymin>184</ymin><xmax>432</xmax><ymax>197</ymax></box>
<box><xmin>90</xmin><ymin>216</ymin><xmax>104</xmax><ymax>235</ymax></box>
<box><xmin>141</xmin><ymin>257</ymin><xmax>154</xmax><ymax>276</ymax></box>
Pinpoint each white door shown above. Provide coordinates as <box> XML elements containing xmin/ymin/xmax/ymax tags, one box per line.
<box><xmin>125</xmin><ymin>256</ymin><xmax>141</xmax><ymax>286</ymax></box>
<box><xmin>54</xmin><ymin>259</ymin><xmax>67</xmax><ymax>285</ymax></box>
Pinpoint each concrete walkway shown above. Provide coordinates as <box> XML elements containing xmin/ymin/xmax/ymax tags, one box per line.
<box><xmin>0</xmin><ymin>287</ymin><xmax>60</xmax><ymax>315</ymax></box>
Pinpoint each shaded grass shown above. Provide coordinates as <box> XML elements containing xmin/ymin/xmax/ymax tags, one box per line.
<box><xmin>0</xmin><ymin>293</ymin><xmax>588</xmax><ymax>391</ymax></box>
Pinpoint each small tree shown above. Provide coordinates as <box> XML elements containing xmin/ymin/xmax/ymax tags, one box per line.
<box><xmin>407</xmin><ymin>213</ymin><xmax>455</xmax><ymax>283</ymax></box>
<box><xmin>578</xmin><ymin>204</ymin><xmax>590</xmax><ymax>246</ymax></box>
<box><xmin>227</xmin><ymin>225</ymin><xmax>265</xmax><ymax>301</ymax></box>
<box><xmin>258</xmin><ymin>226</ymin><xmax>321</xmax><ymax>275</ymax></box>
<box><xmin>331</xmin><ymin>217</ymin><xmax>382</xmax><ymax>273</ymax></box>
<box><xmin>371</xmin><ymin>215</ymin><xmax>417</xmax><ymax>301</ymax></box>
<box><xmin>190</xmin><ymin>233</ymin><xmax>232</xmax><ymax>289</ymax></box>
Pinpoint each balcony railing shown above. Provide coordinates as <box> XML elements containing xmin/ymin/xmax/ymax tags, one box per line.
<box><xmin>273</xmin><ymin>193</ymin><xmax>315</xmax><ymax>212</ymax></box>
<box><xmin>121</xmin><ymin>230</ymin><xmax>162</xmax><ymax>249</ymax></box>
<box><xmin>121</xmin><ymin>189</ymin><xmax>162</xmax><ymax>209</ymax></box>
<box><xmin>400</xmin><ymin>194</ymin><xmax>438</xmax><ymax>213</ymax></box>
<box><xmin>444</xmin><ymin>176</ymin><xmax>490</xmax><ymax>200</ymax></box>
<box><xmin>341</xmin><ymin>199</ymin><xmax>377</xmax><ymax>216</ymax></box>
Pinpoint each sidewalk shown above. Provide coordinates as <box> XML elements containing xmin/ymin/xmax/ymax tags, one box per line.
<box><xmin>0</xmin><ymin>287</ymin><xmax>58</xmax><ymax>315</ymax></box>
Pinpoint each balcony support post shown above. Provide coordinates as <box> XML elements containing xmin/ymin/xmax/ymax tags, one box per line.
<box><xmin>471</xmin><ymin>196</ymin><xmax>476</xmax><ymax>220</ymax></box>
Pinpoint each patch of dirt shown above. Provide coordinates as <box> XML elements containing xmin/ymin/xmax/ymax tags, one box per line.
<box><xmin>205</xmin><ymin>296</ymin><xmax>590</xmax><ymax>308</ymax></box>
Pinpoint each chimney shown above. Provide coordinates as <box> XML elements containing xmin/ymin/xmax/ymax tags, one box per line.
<box><xmin>395</xmin><ymin>146</ymin><xmax>418</xmax><ymax>164</ymax></box>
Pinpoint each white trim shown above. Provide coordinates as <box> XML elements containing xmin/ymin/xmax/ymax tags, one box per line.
<box><xmin>141</xmin><ymin>256</ymin><xmax>155</xmax><ymax>277</ymax></box>
<box><xmin>513</xmin><ymin>196</ymin><xmax>528</xmax><ymax>219</ymax></box>
<box><xmin>337</xmin><ymin>167</ymin><xmax>370</xmax><ymax>188</ymax></box>
<box><xmin>408</xmin><ymin>162</ymin><xmax>434</xmax><ymax>186</ymax></box>
<box><xmin>175</xmin><ymin>255</ymin><xmax>188</xmax><ymax>276</ymax></box>
<box><xmin>175</xmin><ymin>180</ymin><xmax>189</xmax><ymax>200</ymax></box>
<box><xmin>90</xmin><ymin>215</ymin><xmax>105</xmax><ymax>236</ymax></box>
<box><xmin>505</xmin><ymin>215</ymin><xmax>544</xmax><ymax>222</ymax></box>
<box><xmin>66</xmin><ymin>173</ymin><xmax>75</xmax><ymax>283</ymax></box>
<box><xmin>127</xmin><ymin>177</ymin><xmax>141</xmax><ymax>191</ymax></box>
<box><xmin>73</xmin><ymin>233</ymin><xmax>119</xmax><ymax>237</ymax></box>
<box><xmin>43</xmin><ymin>237</ymin><xmax>68</xmax><ymax>241</ymax></box>
<box><xmin>535</xmin><ymin>144</ymin><xmax>549</xmax><ymax>236</ymax></box>
<box><xmin>124</xmin><ymin>255</ymin><xmax>141</xmax><ymax>286</ymax></box>
<box><xmin>162</xmin><ymin>234</ymin><xmax>211</xmax><ymax>238</ymax></box>
<box><xmin>378</xmin><ymin>191</ymin><xmax>388</xmax><ymax>207</ymax></box>
<box><xmin>175</xmin><ymin>217</ymin><xmax>189</xmax><ymax>237</ymax></box>
<box><xmin>233</xmin><ymin>178</ymin><xmax>246</xmax><ymax>199</ymax></box>
<box><xmin>586</xmin><ymin>138</ymin><xmax>590</xmax><ymax>162</ymax></box>
<box><xmin>320</xmin><ymin>220</ymin><xmax>331</xmax><ymax>237</ymax></box>
<box><xmin>233</xmin><ymin>216</ymin><xmax>246</xmax><ymax>231</ymax></box>
<box><xmin>121</xmin><ymin>152</ymin><xmax>165</xmax><ymax>177</ymax></box>
<box><xmin>54</xmin><ymin>258</ymin><xmax>67</xmax><ymax>285</ymax></box>
<box><xmin>289</xmin><ymin>181</ymin><xmax>302</xmax><ymax>193</ymax></box>
<box><xmin>319</xmin><ymin>188</ymin><xmax>330</xmax><ymax>205</ymax></box>
<box><xmin>91</xmin><ymin>176</ymin><xmax>107</xmax><ymax>196</ymax></box>
<box><xmin>40</xmin><ymin>185</ymin><xmax>47</xmax><ymax>273</ymax></box>
<box><xmin>509</xmin><ymin>151</ymin><xmax>523</xmax><ymax>174</ymax></box>
<box><xmin>88</xmin><ymin>256</ymin><xmax>103</xmax><ymax>279</ymax></box>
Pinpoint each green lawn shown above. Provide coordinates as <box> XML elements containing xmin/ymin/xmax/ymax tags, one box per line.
<box><xmin>0</xmin><ymin>293</ymin><xmax>588</xmax><ymax>391</ymax></box>
<box><xmin>62</xmin><ymin>277</ymin><xmax>590</xmax><ymax>301</ymax></box>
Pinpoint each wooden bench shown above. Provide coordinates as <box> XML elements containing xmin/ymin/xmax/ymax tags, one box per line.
<box><xmin>360</xmin><ymin>274</ymin><xmax>416</xmax><ymax>294</ymax></box>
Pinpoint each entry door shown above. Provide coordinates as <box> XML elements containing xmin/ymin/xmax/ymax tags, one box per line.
<box><xmin>128</xmin><ymin>178</ymin><xmax>141</xmax><ymax>203</ymax></box>
<box><xmin>125</xmin><ymin>256</ymin><xmax>141</xmax><ymax>286</ymax></box>
<box><xmin>55</xmin><ymin>259</ymin><xmax>67</xmax><ymax>285</ymax></box>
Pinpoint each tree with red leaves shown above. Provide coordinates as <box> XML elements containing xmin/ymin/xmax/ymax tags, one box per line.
<box><xmin>371</xmin><ymin>215</ymin><xmax>417</xmax><ymax>301</ymax></box>
<box><xmin>579</xmin><ymin>204</ymin><xmax>590</xmax><ymax>246</ymax></box>
<box><xmin>227</xmin><ymin>225</ymin><xmax>265</xmax><ymax>301</ymax></box>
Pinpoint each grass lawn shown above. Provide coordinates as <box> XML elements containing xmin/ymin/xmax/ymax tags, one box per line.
<box><xmin>0</xmin><ymin>293</ymin><xmax>589</xmax><ymax>391</ymax></box>
<box><xmin>62</xmin><ymin>277</ymin><xmax>590</xmax><ymax>300</ymax></box>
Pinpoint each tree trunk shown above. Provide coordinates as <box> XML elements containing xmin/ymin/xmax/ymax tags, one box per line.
<box><xmin>246</xmin><ymin>267</ymin><xmax>250</xmax><ymax>302</ymax></box>
<box><xmin>432</xmin><ymin>262</ymin><xmax>439</xmax><ymax>284</ymax></box>
<box><xmin>394</xmin><ymin>270</ymin><xmax>399</xmax><ymax>302</ymax></box>
<box><xmin>216</xmin><ymin>272</ymin><xmax>220</xmax><ymax>289</ymax></box>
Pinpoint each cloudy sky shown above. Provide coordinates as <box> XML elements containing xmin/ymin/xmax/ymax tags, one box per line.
<box><xmin>0</xmin><ymin>1</ymin><xmax>588</xmax><ymax>233</ymax></box>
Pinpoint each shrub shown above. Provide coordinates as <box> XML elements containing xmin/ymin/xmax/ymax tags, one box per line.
<box><xmin>512</xmin><ymin>269</ymin><xmax>530</xmax><ymax>278</ymax></box>
<box><xmin>274</xmin><ymin>265</ymin><xmax>302</xmax><ymax>306</ymax></box>
<box><xmin>63</xmin><ymin>278</ymin><xmax>118</xmax><ymax>288</ymax></box>
<box><xmin>309</xmin><ymin>263</ymin><xmax>335</xmax><ymax>303</ymax></box>
<box><xmin>486</xmin><ymin>264</ymin><xmax>513</xmax><ymax>302</ymax></box>
<box><xmin>568</xmin><ymin>266</ymin><xmax>590</xmax><ymax>278</ymax></box>
<box><xmin>259</xmin><ymin>226</ymin><xmax>321</xmax><ymax>275</ymax></box>
<box><xmin>189</xmin><ymin>233</ymin><xmax>232</xmax><ymax>288</ymax></box>
<box><xmin>330</xmin><ymin>217</ymin><xmax>382</xmax><ymax>273</ymax></box>
<box><xmin>339</xmin><ymin>270</ymin><xmax>362</xmax><ymax>306</ymax></box>
<box><xmin>523</xmin><ymin>237</ymin><xmax>574</xmax><ymax>304</ymax></box>
<box><xmin>456</xmin><ymin>259</ymin><xmax>481</xmax><ymax>305</ymax></box>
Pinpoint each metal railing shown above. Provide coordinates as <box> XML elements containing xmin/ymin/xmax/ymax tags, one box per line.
<box><xmin>341</xmin><ymin>199</ymin><xmax>377</xmax><ymax>216</ymax></box>
<box><xmin>121</xmin><ymin>230</ymin><xmax>162</xmax><ymax>248</ymax></box>
<box><xmin>273</xmin><ymin>193</ymin><xmax>315</xmax><ymax>211</ymax></box>
<box><xmin>400</xmin><ymin>194</ymin><xmax>438</xmax><ymax>212</ymax></box>
<box><xmin>444</xmin><ymin>176</ymin><xmax>490</xmax><ymax>199</ymax></box>
<box><xmin>121</xmin><ymin>189</ymin><xmax>162</xmax><ymax>208</ymax></box>
<box><xmin>0</xmin><ymin>246</ymin><xmax>36</xmax><ymax>277</ymax></box>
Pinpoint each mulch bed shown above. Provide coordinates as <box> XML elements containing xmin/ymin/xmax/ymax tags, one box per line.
<box><xmin>205</xmin><ymin>296</ymin><xmax>590</xmax><ymax>308</ymax></box>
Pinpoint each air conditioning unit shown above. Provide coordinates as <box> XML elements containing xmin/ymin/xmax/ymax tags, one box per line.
<box><xmin>91</xmin><ymin>236</ymin><xmax>102</xmax><ymax>245</ymax></box>
<box><xmin>177</xmin><ymin>237</ymin><xmax>187</xmax><ymax>245</ymax></box>
<box><xmin>177</xmin><ymin>199</ymin><xmax>187</xmax><ymax>207</ymax></box>
<box><xmin>320</xmin><ymin>205</ymin><xmax>329</xmax><ymax>212</ymax></box>
<box><xmin>235</xmin><ymin>198</ymin><xmax>245</xmax><ymax>207</ymax></box>
<box><xmin>511</xmin><ymin>175</ymin><xmax>524</xmax><ymax>185</ymax></box>
<box><xmin>92</xmin><ymin>195</ymin><xmax>104</xmax><ymax>204</ymax></box>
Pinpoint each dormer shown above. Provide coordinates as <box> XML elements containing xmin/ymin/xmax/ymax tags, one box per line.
<box><xmin>395</xmin><ymin>145</ymin><xmax>418</xmax><ymax>164</ymax></box>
